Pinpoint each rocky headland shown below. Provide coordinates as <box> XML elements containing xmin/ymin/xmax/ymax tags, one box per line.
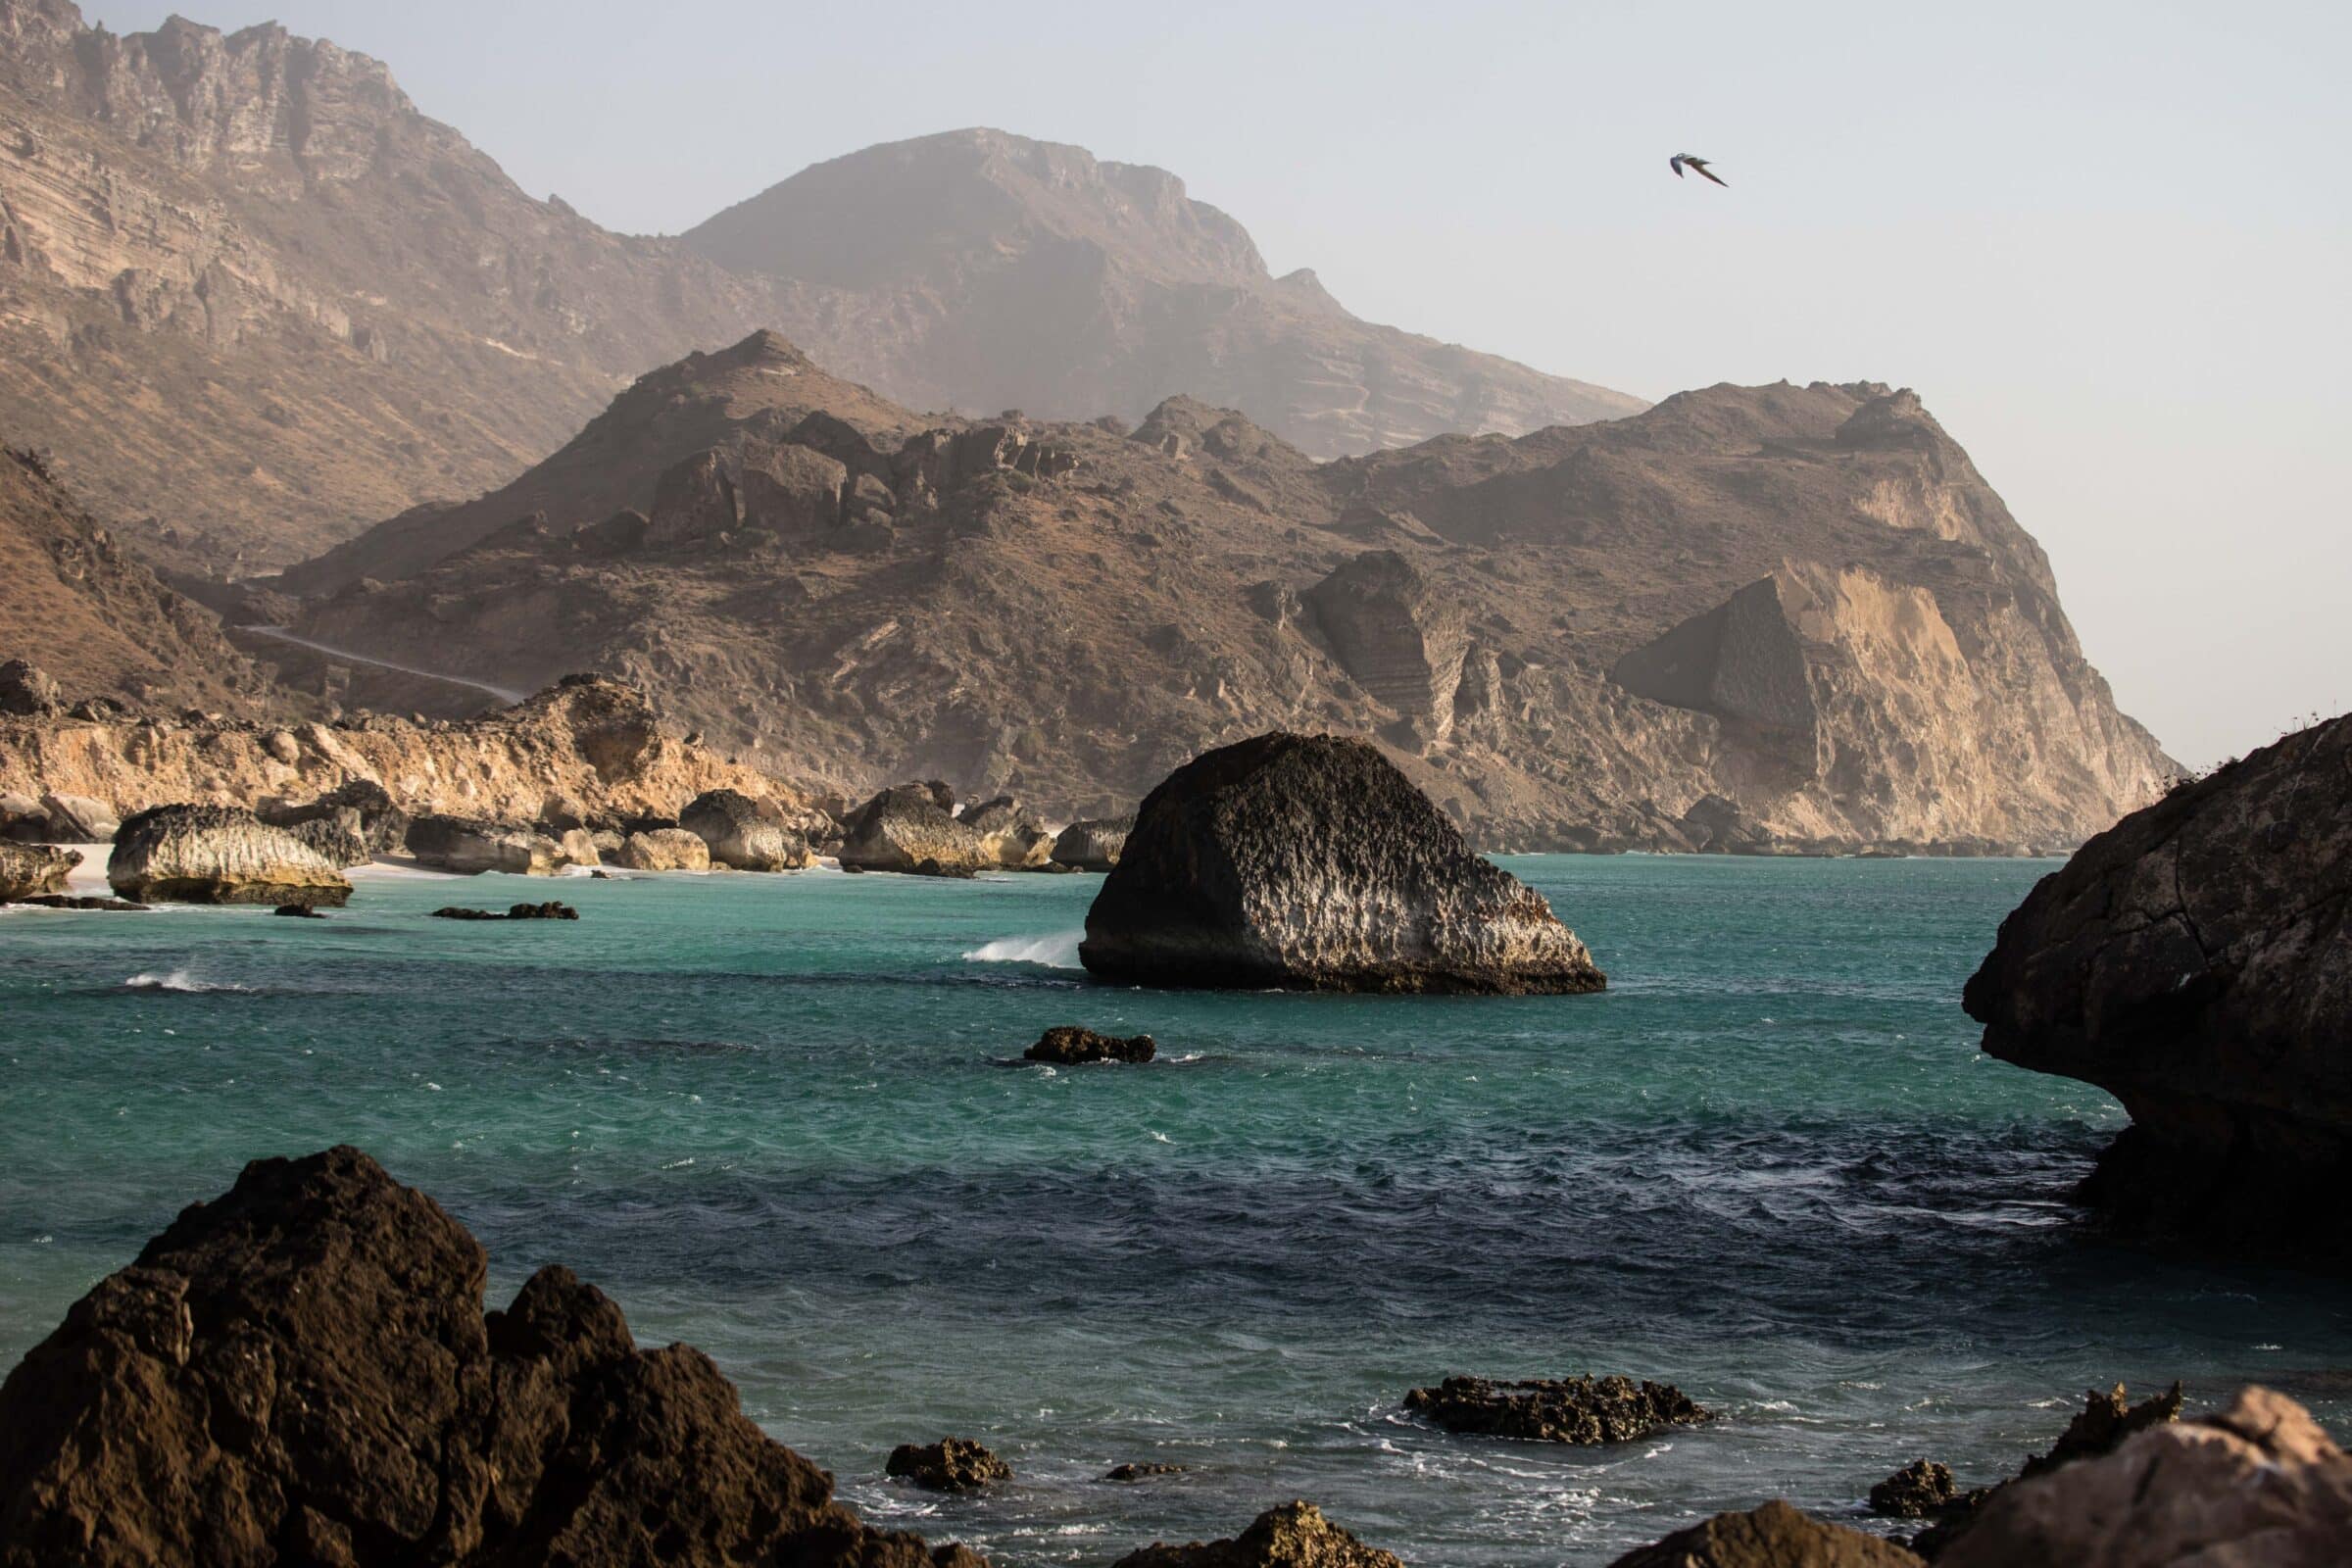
<box><xmin>1964</xmin><ymin>710</ymin><xmax>2352</xmax><ymax>1256</ymax></box>
<box><xmin>0</xmin><ymin>1147</ymin><xmax>980</xmax><ymax>1567</ymax></box>
<box><xmin>1080</xmin><ymin>732</ymin><xmax>1605</xmax><ymax>994</ymax></box>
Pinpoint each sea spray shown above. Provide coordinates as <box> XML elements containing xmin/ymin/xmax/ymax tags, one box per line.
<box><xmin>960</xmin><ymin>932</ymin><xmax>1083</xmax><ymax>968</ymax></box>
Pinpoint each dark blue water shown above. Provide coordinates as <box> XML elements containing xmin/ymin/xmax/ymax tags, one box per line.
<box><xmin>2</xmin><ymin>857</ymin><xmax>2344</xmax><ymax>1565</ymax></box>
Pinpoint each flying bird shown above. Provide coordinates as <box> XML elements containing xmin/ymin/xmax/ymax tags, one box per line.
<box><xmin>1669</xmin><ymin>154</ymin><xmax>1728</xmax><ymax>187</ymax></box>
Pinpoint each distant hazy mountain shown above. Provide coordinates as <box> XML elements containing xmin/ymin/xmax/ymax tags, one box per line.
<box><xmin>683</xmin><ymin>128</ymin><xmax>1643</xmax><ymax>458</ymax></box>
<box><xmin>0</xmin><ymin>3</ymin><xmax>1637</xmax><ymax>569</ymax></box>
<box><xmin>280</xmin><ymin>330</ymin><xmax>2174</xmax><ymax>852</ymax></box>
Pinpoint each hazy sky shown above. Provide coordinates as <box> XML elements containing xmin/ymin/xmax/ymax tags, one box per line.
<box><xmin>89</xmin><ymin>0</ymin><xmax>2351</xmax><ymax>766</ymax></box>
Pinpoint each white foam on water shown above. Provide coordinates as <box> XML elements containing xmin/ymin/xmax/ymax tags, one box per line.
<box><xmin>959</xmin><ymin>931</ymin><xmax>1083</xmax><ymax>968</ymax></box>
<box><xmin>122</xmin><ymin>969</ymin><xmax>251</xmax><ymax>994</ymax></box>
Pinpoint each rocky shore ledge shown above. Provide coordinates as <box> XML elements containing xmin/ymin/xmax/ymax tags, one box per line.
<box><xmin>1964</xmin><ymin>710</ymin><xmax>2352</xmax><ymax>1257</ymax></box>
<box><xmin>1080</xmin><ymin>732</ymin><xmax>1605</xmax><ymax>994</ymax></box>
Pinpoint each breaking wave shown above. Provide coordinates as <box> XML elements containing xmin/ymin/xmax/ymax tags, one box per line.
<box><xmin>960</xmin><ymin>932</ymin><xmax>1083</xmax><ymax>969</ymax></box>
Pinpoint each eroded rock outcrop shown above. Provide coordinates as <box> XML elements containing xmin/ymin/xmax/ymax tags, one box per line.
<box><xmin>1963</xmin><ymin>712</ymin><xmax>2352</xmax><ymax>1253</ymax></box>
<box><xmin>1304</xmin><ymin>551</ymin><xmax>1468</xmax><ymax>745</ymax></box>
<box><xmin>959</xmin><ymin>796</ymin><xmax>1054</xmax><ymax>867</ymax></box>
<box><xmin>884</xmin><ymin>1438</ymin><xmax>1011</xmax><ymax>1494</ymax></box>
<box><xmin>1112</xmin><ymin>1501</ymin><xmax>1404</xmax><ymax>1568</ymax></box>
<box><xmin>1905</xmin><ymin>1382</ymin><xmax>2181</xmax><ymax>1558</ymax></box>
<box><xmin>1080</xmin><ymin>733</ymin><xmax>1605</xmax><ymax>994</ymax></box>
<box><xmin>0</xmin><ymin>1147</ymin><xmax>978</xmax><ymax>1568</ymax></box>
<box><xmin>679</xmin><ymin>788</ymin><xmax>810</xmax><ymax>871</ymax></box>
<box><xmin>1025</xmin><ymin>1026</ymin><xmax>1156</xmax><ymax>1065</ymax></box>
<box><xmin>0</xmin><ymin>658</ymin><xmax>61</xmax><ymax>716</ymax></box>
<box><xmin>107</xmin><ymin>803</ymin><xmax>352</xmax><ymax>906</ymax></box>
<box><xmin>1936</xmin><ymin>1387</ymin><xmax>2352</xmax><ymax>1568</ymax></box>
<box><xmin>1052</xmin><ymin>815</ymin><xmax>1132</xmax><ymax>870</ymax></box>
<box><xmin>612</xmin><ymin>827</ymin><xmax>712</xmax><ymax>871</ymax></box>
<box><xmin>0</xmin><ymin>841</ymin><xmax>76</xmax><ymax>900</ymax></box>
<box><xmin>1404</xmin><ymin>1375</ymin><xmax>1709</xmax><ymax>1445</ymax></box>
<box><xmin>1606</xmin><ymin>1500</ymin><xmax>1921</xmax><ymax>1567</ymax></box>
<box><xmin>837</xmin><ymin>785</ymin><xmax>991</xmax><ymax>874</ymax></box>
<box><xmin>406</xmin><ymin>814</ymin><xmax>576</xmax><ymax>877</ymax></box>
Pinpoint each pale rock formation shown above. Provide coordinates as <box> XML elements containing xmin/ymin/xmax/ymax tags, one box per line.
<box><xmin>1080</xmin><ymin>732</ymin><xmax>1606</xmax><ymax>994</ymax></box>
<box><xmin>1051</xmin><ymin>815</ymin><xmax>1132</xmax><ymax>870</ymax></box>
<box><xmin>837</xmin><ymin>786</ymin><xmax>992</xmax><ymax>874</ymax></box>
<box><xmin>38</xmin><ymin>791</ymin><xmax>116</xmax><ymax>841</ymax></box>
<box><xmin>612</xmin><ymin>828</ymin><xmax>712</xmax><ymax>871</ymax></box>
<box><xmin>405</xmin><ymin>814</ymin><xmax>575</xmax><ymax>877</ymax></box>
<box><xmin>679</xmin><ymin>788</ymin><xmax>809</xmax><ymax>871</ymax></box>
<box><xmin>107</xmin><ymin>803</ymin><xmax>351</xmax><ymax>906</ymax></box>
<box><xmin>1304</xmin><ymin>550</ymin><xmax>1468</xmax><ymax>744</ymax></box>
<box><xmin>959</xmin><ymin>796</ymin><xmax>1054</xmax><ymax>867</ymax></box>
<box><xmin>0</xmin><ymin>840</ymin><xmax>76</xmax><ymax>899</ymax></box>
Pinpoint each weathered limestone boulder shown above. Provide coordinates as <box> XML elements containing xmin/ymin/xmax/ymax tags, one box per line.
<box><xmin>259</xmin><ymin>778</ymin><xmax>411</xmax><ymax>856</ymax></box>
<box><xmin>0</xmin><ymin>841</ymin><xmax>78</xmax><ymax>900</ymax></box>
<box><xmin>960</xmin><ymin>796</ymin><xmax>1054</xmax><ymax>867</ymax></box>
<box><xmin>1113</xmin><ymin>1502</ymin><xmax>1403</xmax><ymax>1568</ymax></box>
<box><xmin>0</xmin><ymin>658</ymin><xmax>62</xmax><ymax>716</ymax></box>
<box><xmin>1080</xmin><ymin>733</ymin><xmax>1606</xmax><ymax>994</ymax></box>
<box><xmin>1051</xmin><ymin>814</ymin><xmax>1132</xmax><ymax>870</ymax></box>
<box><xmin>838</xmin><ymin>785</ymin><xmax>991</xmax><ymax>874</ymax></box>
<box><xmin>1936</xmin><ymin>1388</ymin><xmax>2352</xmax><ymax>1568</ymax></box>
<box><xmin>0</xmin><ymin>1148</ymin><xmax>979</xmax><ymax>1568</ymax></box>
<box><xmin>1405</xmin><ymin>1375</ymin><xmax>1709</xmax><ymax>1445</ymax></box>
<box><xmin>885</xmin><ymin>1438</ymin><xmax>1010</xmax><ymax>1493</ymax></box>
<box><xmin>1303</xmin><ymin>550</ymin><xmax>1469</xmax><ymax>744</ymax></box>
<box><xmin>405</xmin><ymin>814</ymin><xmax>580</xmax><ymax>876</ymax></box>
<box><xmin>107</xmin><ymin>805</ymin><xmax>352</xmax><ymax>906</ymax></box>
<box><xmin>612</xmin><ymin>828</ymin><xmax>712</xmax><ymax>871</ymax></box>
<box><xmin>1963</xmin><ymin>712</ymin><xmax>2352</xmax><ymax>1254</ymax></box>
<box><xmin>1025</xmin><ymin>1026</ymin><xmax>1156</xmax><ymax>1065</ymax></box>
<box><xmin>1607</xmin><ymin>1501</ymin><xmax>1921</xmax><ymax>1567</ymax></box>
<box><xmin>679</xmin><ymin>789</ymin><xmax>809</xmax><ymax>871</ymax></box>
<box><xmin>39</xmin><ymin>791</ymin><xmax>118</xmax><ymax>842</ymax></box>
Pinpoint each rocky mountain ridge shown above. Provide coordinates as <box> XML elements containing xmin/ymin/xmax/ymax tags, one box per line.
<box><xmin>272</xmin><ymin>332</ymin><xmax>2175</xmax><ymax>852</ymax></box>
<box><xmin>0</xmin><ymin>3</ymin><xmax>1636</xmax><ymax>568</ymax></box>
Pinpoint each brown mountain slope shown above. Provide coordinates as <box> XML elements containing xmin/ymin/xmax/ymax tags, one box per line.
<box><xmin>683</xmin><ymin>128</ymin><xmax>1645</xmax><ymax>458</ymax></box>
<box><xmin>0</xmin><ymin>0</ymin><xmax>785</xmax><ymax>568</ymax></box>
<box><xmin>0</xmin><ymin>447</ymin><xmax>266</xmax><ymax>710</ymax></box>
<box><xmin>282</xmin><ymin>334</ymin><xmax>2173</xmax><ymax>851</ymax></box>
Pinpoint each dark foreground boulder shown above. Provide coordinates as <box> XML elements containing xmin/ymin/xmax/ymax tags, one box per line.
<box><xmin>0</xmin><ymin>841</ymin><xmax>77</xmax><ymax>900</ymax></box>
<box><xmin>430</xmin><ymin>902</ymin><xmax>580</xmax><ymax>921</ymax></box>
<box><xmin>1606</xmin><ymin>1500</ymin><xmax>1921</xmax><ymax>1567</ymax></box>
<box><xmin>107</xmin><ymin>804</ymin><xmax>353</xmax><ymax>906</ymax></box>
<box><xmin>1905</xmin><ymin>1382</ymin><xmax>2180</xmax><ymax>1557</ymax></box>
<box><xmin>885</xmin><ymin>1437</ymin><xmax>1010</xmax><ymax>1492</ymax></box>
<box><xmin>1079</xmin><ymin>733</ymin><xmax>1605</xmax><ymax>994</ymax></box>
<box><xmin>1936</xmin><ymin>1387</ymin><xmax>2352</xmax><ymax>1568</ymax></box>
<box><xmin>1963</xmin><ymin>712</ymin><xmax>2352</xmax><ymax>1254</ymax></box>
<box><xmin>1404</xmin><ymin>1375</ymin><xmax>1708</xmax><ymax>1445</ymax></box>
<box><xmin>1112</xmin><ymin>1501</ymin><xmax>1403</xmax><ymax>1568</ymax></box>
<box><xmin>1025</xmin><ymin>1026</ymin><xmax>1156</xmax><ymax>1064</ymax></box>
<box><xmin>17</xmin><ymin>894</ymin><xmax>147</xmax><ymax>910</ymax></box>
<box><xmin>0</xmin><ymin>1148</ymin><xmax>980</xmax><ymax>1568</ymax></box>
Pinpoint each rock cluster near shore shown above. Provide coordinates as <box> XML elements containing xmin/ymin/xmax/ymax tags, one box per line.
<box><xmin>680</xmin><ymin>787</ymin><xmax>812</xmax><ymax>870</ymax></box>
<box><xmin>1112</xmin><ymin>1502</ymin><xmax>1404</xmax><ymax>1568</ymax></box>
<box><xmin>1080</xmin><ymin>732</ymin><xmax>1606</xmax><ymax>994</ymax></box>
<box><xmin>1404</xmin><ymin>1375</ymin><xmax>1709</xmax><ymax>1445</ymax></box>
<box><xmin>1964</xmin><ymin>710</ymin><xmax>2352</xmax><ymax>1257</ymax></box>
<box><xmin>0</xmin><ymin>1148</ymin><xmax>981</xmax><ymax>1568</ymax></box>
<box><xmin>106</xmin><ymin>803</ymin><xmax>353</xmax><ymax>906</ymax></box>
<box><xmin>0</xmin><ymin>841</ymin><xmax>77</xmax><ymax>900</ymax></box>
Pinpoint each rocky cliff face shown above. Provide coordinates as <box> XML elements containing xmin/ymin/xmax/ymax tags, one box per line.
<box><xmin>0</xmin><ymin>673</ymin><xmax>815</xmax><ymax>832</ymax></box>
<box><xmin>1964</xmin><ymin>710</ymin><xmax>2352</xmax><ymax>1256</ymax></box>
<box><xmin>278</xmin><ymin>340</ymin><xmax>2171</xmax><ymax>853</ymax></box>
<box><xmin>682</xmin><ymin>128</ymin><xmax>1642</xmax><ymax>461</ymax></box>
<box><xmin>0</xmin><ymin>1146</ymin><xmax>978</xmax><ymax>1567</ymax></box>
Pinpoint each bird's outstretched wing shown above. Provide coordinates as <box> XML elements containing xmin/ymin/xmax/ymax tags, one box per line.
<box><xmin>1689</xmin><ymin>158</ymin><xmax>1729</xmax><ymax>188</ymax></box>
<box><xmin>1670</xmin><ymin>154</ymin><xmax>1688</xmax><ymax>178</ymax></box>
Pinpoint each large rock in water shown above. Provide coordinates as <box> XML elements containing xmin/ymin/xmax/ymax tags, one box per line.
<box><xmin>0</xmin><ymin>1148</ymin><xmax>980</xmax><ymax>1568</ymax></box>
<box><xmin>1606</xmin><ymin>1501</ymin><xmax>1921</xmax><ymax>1567</ymax></box>
<box><xmin>836</xmin><ymin>785</ymin><xmax>992</xmax><ymax>873</ymax></box>
<box><xmin>1936</xmin><ymin>1387</ymin><xmax>2352</xmax><ymax>1568</ymax></box>
<box><xmin>1113</xmin><ymin>1502</ymin><xmax>1404</xmax><ymax>1568</ymax></box>
<box><xmin>0</xmin><ymin>842</ymin><xmax>78</xmax><ymax>900</ymax></box>
<box><xmin>679</xmin><ymin>788</ymin><xmax>810</xmax><ymax>871</ymax></box>
<box><xmin>107</xmin><ymin>804</ymin><xmax>353</xmax><ymax>906</ymax></box>
<box><xmin>1963</xmin><ymin>712</ymin><xmax>2352</xmax><ymax>1253</ymax></box>
<box><xmin>1079</xmin><ymin>732</ymin><xmax>1605</xmax><ymax>994</ymax></box>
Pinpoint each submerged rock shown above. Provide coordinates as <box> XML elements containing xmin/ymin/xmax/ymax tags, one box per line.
<box><xmin>272</xmin><ymin>902</ymin><xmax>326</xmax><ymax>918</ymax></box>
<box><xmin>1025</xmin><ymin>1026</ymin><xmax>1156</xmax><ymax>1065</ymax></box>
<box><xmin>679</xmin><ymin>788</ymin><xmax>809</xmax><ymax>870</ymax></box>
<box><xmin>1606</xmin><ymin>1500</ymin><xmax>1922</xmax><ymax>1567</ymax></box>
<box><xmin>107</xmin><ymin>804</ymin><xmax>353</xmax><ymax>906</ymax></box>
<box><xmin>1051</xmin><ymin>814</ymin><xmax>1132</xmax><ymax>870</ymax></box>
<box><xmin>429</xmin><ymin>902</ymin><xmax>579</xmax><ymax>921</ymax></box>
<box><xmin>1963</xmin><ymin>712</ymin><xmax>2352</xmax><ymax>1255</ymax></box>
<box><xmin>0</xmin><ymin>841</ymin><xmax>77</xmax><ymax>900</ymax></box>
<box><xmin>1081</xmin><ymin>732</ymin><xmax>1605</xmax><ymax>994</ymax></box>
<box><xmin>885</xmin><ymin>1437</ymin><xmax>1011</xmax><ymax>1492</ymax></box>
<box><xmin>1936</xmin><ymin>1387</ymin><xmax>2352</xmax><ymax>1568</ymax></box>
<box><xmin>18</xmin><ymin>893</ymin><xmax>147</xmax><ymax>910</ymax></box>
<box><xmin>1112</xmin><ymin>1501</ymin><xmax>1403</xmax><ymax>1568</ymax></box>
<box><xmin>612</xmin><ymin>827</ymin><xmax>711</xmax><ymax>871</ymax></box>
<box><xmin>1404</xmin><ymin>1375</ymin><xmax>1708</xmax><ymax>1445</ymax></box>
<box><xmin>1103</xmin><ymin>1462</ymin><xmax>1186</xmax><ymax>1482</ymax></box>
<box><xmin>0</xmin><ymin>1147</ymin><xmax>978</xmax><ymax>1568</ymax></box>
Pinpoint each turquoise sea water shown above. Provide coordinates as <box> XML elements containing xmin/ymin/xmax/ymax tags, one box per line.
<box><xmin>2</xmin><ymin>857</ymin><xmax>2346</xmax><ymax>1565</ymax></box>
